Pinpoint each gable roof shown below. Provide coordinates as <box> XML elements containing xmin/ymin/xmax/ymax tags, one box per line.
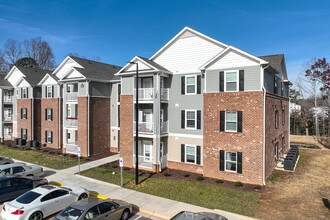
<box><xmin>38</xmin><ymin>73</ymin><xmax>59</xmax><ymax>85</ymax></box>
<box><xmin>150</xmin><ymin>26</ymin><xmax>228</xmax><ymax>60</ymax></box>
<box><xmin>258</xmin><ymin>54</ymin><xmax>284</xmax><ymax>73</ymax></box>
<box><xmin>15</xmin><ymin>66</ymin><xmax>50</xmax><ymax>86</ymax></box>
<box><xmin>0</xmin><ymin>74</ymin><xmax>12</xmax><ymax>87</ymax></box>
<box><xmin>137</xmin><ymin>56</ymin><xmax>170</xmax><ymax>72</ymax></box>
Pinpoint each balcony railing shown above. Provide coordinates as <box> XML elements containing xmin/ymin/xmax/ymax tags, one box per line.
<box><xmin>133</xmin><ymin>155</ymin><xmax>153</xmax><ymax>169</ymax></box>
<box><xmin>65</xmin><ymin>118</ymin><xmax>78</xmax><ymax>127</ymax></box>
<box><xmin>3</xmin><ymin>96</ymin><xmax>13</xmax><ymax>103</ymax></box>
<box><xmin>66</xmin><ymin>92</ymin><xmax>78</xmax><ymax>101</ymax></box>
<box><xmin>133</xmin><ymin>122</ymin><xmax>153</xmax><ymax>134</ymax></box>
<box><xmin>3</xmin><ymin>117</ymin><xmax>12</xmax><ymax>122</ymax></box>
<box><xmin>160</xmin><ymin>88</ymin><xmax>169</xmax><ymax>101</ymax></box>
<box><xmin>161</xmin><ymin>121</ymin><xmax>168</xmax><ymax>133</ymax></box>
<box><xmin>134</xmin><ymin>88</ymin><xmax>153</xmax><ymax>101</ymax></box>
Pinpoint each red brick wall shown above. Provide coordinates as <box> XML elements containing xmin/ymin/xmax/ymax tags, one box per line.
<box><xmin>265</xmin><ymin>93</ymin><xmax>289</xmax><ymax>178</ymax></box>
<box><xmin>89</xmin><ymin>97</ymin><xmax>111</xmax><ymax>155</ymax></box>
<box><xmin>41</xmin><ymin>98</ymin><xmax>61</xmax><ymax>149</ymax></box>
<box><xmin>168</xmin><ymin>161</ymin><xmax>203</xmax><ymax>174</ymax></box>
<box><xmin>77</xmin><ymin>97</ymin><xmax>88</xmax><ymax>157</ymax></box>
<box><xmin>203</xmin><ymin>92</ymin><xmax>264</xmax><ymax>185</ymax></box>
<box><xmin>119</xmin><ymin>95</ymin><xmax>133</xmax><ymax>167</ymax></box>
<box><xmin>33</xmin><ymin>99</ymin><xmax>41</xmax><ymax>141</ymax></box>
<box><xmin>17</xmin><ymin>99</ymin><xmax>32</xmax><ymax>140</ymax></box>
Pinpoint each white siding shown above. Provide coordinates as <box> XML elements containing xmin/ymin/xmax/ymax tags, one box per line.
<box><xmin>55</xmin><ymin>58</ymin><xmax>83</xmax><ymax>79</ymax></box>
<box><xmin>64</xmin><ymin>69</ymin><xmax>84</xmax><ymax>79</ymax></box>
<box><xmin>17</xmin><ymin>79</ymin><xmax>30</xmax><ymax>88</ymax></box>
<box><xmin>125</xmin><ymin>60</ymin><xmax>151</xmax><ymax>72</ymax></box>
<box><xmin>207</xmin><ymin>50</ymin><xmax>259</xmax><ymax>70</ymax></box>
<box><xmin>152</xmin><ymin>31</ymin><xmax>226</xmax><ymax>73</ymax></box>
<box><xmin>7</xmin><ymin>68</ymin><xmax>25</xmax><ymax>87</ymax></box>
<box><xmin>42</xmin><ymin>76</ymin><xmax>58</xmax><ymax>85</ymax></box>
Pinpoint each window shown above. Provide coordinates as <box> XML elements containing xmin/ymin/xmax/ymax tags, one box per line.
<box><xmin>41</xmin><ymin>193</ymin><xmax>53</xmax><ymax>202</ymax></box>
<box><xmin>185</xmin><ymin>75</ymin><xmax>196</xmax><ymax>94</ymax></box>
<box><xmin>67</xmin><ymin>108</ymin><xmax>71</xmax><ymax>118</ymax></box>
<box><xmin>282</xmin><ymin>109</ymin><xmax>285</xmax><ymax>125</ymax></box>
<box><xmin>12</xmin><ymin>166</ymin><xmax>25</xmax><ymax>174</ymax></box>
<box><xmin>22</xmin><ymin>129</ymin><xmax>27</xmax><ymax>139</ymax></box>
<box><xmin>225</xmin><ymin>112</ymin><xmax>237</xmax><ymax>132</ymax></box>
<box><xmin>22</xmin><ymin>87</ymin><xmax>28</xmax><ymax>98</ymax></box>
<box><xmin>225</xmin><ymin>71</ymin><xmax>238</xmax><ymax>92</ymax></box>
<box><xmin>274</xmin><ymin>142</ymin><xmax>278</xmax><ymax>161</ymax></box>
<box><xmin>85</xmin><ymin>206</ymin><xmax>100</xmax><ymax>220</ymax></box>
<box><xmin>51</xmin><ymin>190</ymin><xmax>69</xmax><ymax>198</ymax></box>
<box><xmin>16</xmin><ymin>89</ymin><xmax>19</xmax><ymax>96</ymax></box>
<box><xmin>22</xmin><ymin>108</ymin><xmax>27</xmax><ymax>119</ymax></box>
<box><xmin>185</xmin><ymin>110</ymin><xmax>196</xmax><ymax>129</ymax></box>
<box><xmin>282</xmin><ymin>136</ymin><xmax>285</xmax><ymax>152</ymax></box>
<box><xmin>17</xmin><ymin>191</ymin><xmax>41</xmax><ymax>204</ymax></box>
<box><xmin>47</xmin><ymin>109</ymin><xmax>52</xmax><ymax>121</ymax></box>
<box><xmin>274</xmin><ymin>77</ymin><xmax>278</xmax><ymax>94</ymax></box>
<box><xmin>67</xmin><ymin>132</ymin><xmax>71</xmax><ymax>140</ymax></box>
<box><xmin>185</xmin><ymin>145</ymin><xmax>196</xmax><ymax>164</ymax></box>
<box><xmin>98</xmin><ymin>202</ymin><xmax>115</xmax><ymax>214</ymax></box>
<box><xmin>0</xmin><ymin>168</ymin><xmax>10</xmax><ymax>176</ymax></box>
<box><xmin>47</xmin><ymin>131</ymin><xmax>52</xmax><ymax>143</ymax></box>
<box><xmin>275</xmin><ymin>110</ymin><xmax>279</xmax><ymax>129</ymax></box>
<box><xmin>225</xmin><ymin>151</ymin><xmax>237</xmax><ymax>172</ymax></box>
<box><xmin>46</xmin><ymin>86</ymin><xmax>53</xmax><ymax>98</ymax></box>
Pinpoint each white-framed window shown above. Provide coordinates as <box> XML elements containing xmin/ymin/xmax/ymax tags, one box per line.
<box><xmin>46</xmin><ymin>86</ymin><xmax>53</xmax><ymax>98</ymax></box>
<box><xmin>224</xmin><ymin>70</ymin><xmax>238</xmax><ymax>92</ymax></box>
<box><xmin>67</xmin><ymin>108</ymin><xmax>71</xmax><ymax>118</ymax></box>
<box><xmin>67</xmin><ymin>84</ymin><xmax>72</xmax><ymax>93</ymax></box>
<box><xmin>22</xmin><ymin>87</ymin><xmax>28</xmax><ymax>98</ymax></box>
<box><xmin>47</xmin><ymin>109</ymin><xmax>52</xmax><ymax>121</ymax></box>
<box><xmin>22</xmin><ymin>129</ymin><xmax>27</xmax><ymax>139</ymax></box>
<box><xmin>185</xmin><ymin>75</ymin><xmax>196</xmax><ymax>95</ymax></box>
<box><xmin>47</xmin><ymin>131</ymin><xmax>52</xmax><ymax>143</ymax></box>
<box><xmin>225</xmin><ymin>112</ymin><xmax>237</xmax><ymax>132</ymax></box>
<box><xmin>185</xmin><ymin>145</ymin><xmax>196</xmax><ymax>164</ymax></box>
<box><xmin>16</xmin><ymin>89</ymin><xmax>19</xmax><ymax>96</ymax></box>
<box><xmin>22</xmin><ymin>108</ymin><xmax>27</xmax><ymax>119</ymax></box>
<box><xmin>67</xmin><ymin>132</ymin><xmax>71</xmax><ymax>140</ymax></box>
<box><xmin>225</xmin><ymin>151</ymin><xmax>237</xmax><ymax>172</ymax></box>
<box><xmin>185</xmin><ymin>110</ymin><xmax>197</xmax><ymax>129</ymax></box>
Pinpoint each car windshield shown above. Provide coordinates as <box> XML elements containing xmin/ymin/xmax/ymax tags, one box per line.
<box><xmin>16</xmin><ymin>191</ymin><xmax>41</xmax><ymax>204</ymax></box>
<box><xmin>55</xmin><ymin>206</ymin><xmax>84</xmax><ymax>220</ymax></box>
<box><xmin>0</xmin><ymin>168</ymin><xmax>10</xmax><ymax>176</ymax></box>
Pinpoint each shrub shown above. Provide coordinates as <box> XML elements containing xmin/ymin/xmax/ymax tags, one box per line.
<box><xmin>56</xmin><ymin>152</ymin><xmax>61</xmax><ymax>155</ymax></box>
<box><xmin>42</xmin><ymin>149</ymin><xmax>49</xmax><ymax>152</ymax></box>
<box><xmin>163</xmin><ymin>172</ymin><xmax>171</xmax><ymax>177</ymax></box>
<box><xmin>235</xmin><ymin>181</ymin><xmax>243</xmax><ymax>187</ymax></box>
<box><xmin>70</xmin><ymin>154</ymin><xmax>77</xmax><ymax>158</ymax></box>
<box><xmin>49</xmin><ymin>152</ymin><xmax>55</xmax><ymax>154</ymax></box>
<box><xmin>84</xmin><ymin>158</ymin><xmax>90</xmax><ymax>161</ymax></box>
<box><xmin>146</xmin><ymin>171</ymin><xmax>153</xmax><ymax>175</ymax></box>
<box><xmin>216</xmin><ymin>179</ymin><xmax>224</xmax><ymax>184</ymax></box>
<box><xmin>254</xmin><ymin>185</ymin><xmax>261</xmax><ymax>190</ymax></box>
<box><xmin>196</xmin><ymin>176</ymin><xmax>204</xmax><ymax>181</ymax></box>
<box><xmin>13</xmin><ymin>146</ymin><xmax>18</xmax><ymax>149</ymax></box>
<box><xmin>25</xmin><ymin>147</ymin><xmax>31</xmax><ymax>150</ymax></box>
<box><xmin>112</xmin><ymin>165</ymin><xmax>119</xmax><ymax>168</ymax></box>
<box><xmin>63</xmin><ymin>153</ymin><xmax>68</xmax><ymax>156</ymax></box>
<box><xmin>6</xmin><ymin>143</ymin><xmax>12</xmax><ymax>147</ymax></box>
<box><xmin>182</xmin><ymin>173</ymin><xmax>189</xmax><ymax>178</ymax></box>
<box><xmin>103</xmin><ymin>164</ymin><xmax>109</xmax><ymax>167</ymax></box>
<box><xmin>123</xmin><ymin>167</ymin><xmax>130</xmax><ymax>171</ymax></box>
<box><xmin>1</xmin><ymin>142</ymin><xmax>4</xmax><ymax>145</ymax></box>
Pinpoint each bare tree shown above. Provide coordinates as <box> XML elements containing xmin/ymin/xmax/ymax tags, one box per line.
<box><xmin>4</xmin><ymin>39</ymin><xmax>22</xmax><ymax>65</ymax></box>
<box><xmin>24</xmin><ymin>37</ymin><xmax>56</xmax><ymax>70</ymax></box>
<box><xmin>0</xmin><ymin>49</ymin><xmax>8</xmax><ymax>74</ymax></box>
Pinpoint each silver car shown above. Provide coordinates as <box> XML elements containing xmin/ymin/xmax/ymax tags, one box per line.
<box><xmin>0</xmin><ymin>156</ymin><xmax>14</xmax><ymax>165</ymax></box>
<box><xmin>171</xmin><ymin>211</ymin><xmax>228</xmax><ymax>220</ymax></box>
<box><xmin>54</xmin><ymin>197</ymin><xmax>132</xmax><ymax>220</ymax></box>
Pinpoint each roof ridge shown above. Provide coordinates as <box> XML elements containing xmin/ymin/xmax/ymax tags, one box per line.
<box><xmin>69</xmin><ymin>56</ymin><xmax>121</xmax><ymax>68</ymax></box>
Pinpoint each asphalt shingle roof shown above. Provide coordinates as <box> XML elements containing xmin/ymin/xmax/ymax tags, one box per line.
<box><xmin>69</xmin><ymin>56</ymin><xmax>122</xmax><ymax>81</ymax></box>
<box><xmin>258</xmin><ymin>54</ymin><xmax>284</xmax><ymax>73</ymax></box>
<box><xmin>0</xmin><ymin>74</ymin><xmax>12</xmax><ymax>87</ymax></box>
<box><xmin>16</xmin><ymin>66</ymin><xmax>50</xmax><ymax>86</ymax></box>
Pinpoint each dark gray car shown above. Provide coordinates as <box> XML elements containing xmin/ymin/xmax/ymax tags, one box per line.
<box><xmin>54</xmin><ymin>197</ymin><xmax>132</xmax><ymax>220</ymax></box>
<box><xmin>0</xmin><ymin>156</ymin><xmax>14</xmax><ymax>165</ymax></box>
<box><xmin>170</xmin><ymin>211</ymin><xmax>228</xmax><ymax>220</ymax></box>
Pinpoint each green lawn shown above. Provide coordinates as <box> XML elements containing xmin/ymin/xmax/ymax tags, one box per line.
<box><xmin>0</xmin><ymin>145</ymin><xmax>80</xmax><ymax>169</ymax></box>
<box><xmin>81</xmin><ymin>167</ymin><xmax>259</xmax><ymax>217</ymax></box>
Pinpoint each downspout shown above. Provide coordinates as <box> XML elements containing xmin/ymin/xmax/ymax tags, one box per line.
<box><xmin>261</xmin><ymin>64</ymin><xmax>269</xmax><ymax>186</ymax></box>
<box><xmin>156</xmin><ymin>73</ymin><xmax>161</xmax><ymax>172</ymax></box>
<box><xmin>87</xmin><ymin>81</ymin><xmax>90</xmax><ymax>157</ymax></box>
<box><xmin>0</xmin><ymin>88</ymin><xmax>3</xmax><ymax>141</ymax></box>
<box><xmin>31</xmin><ymin>87</ymin><xmax>34</xmax><ymax>140</ymax></box>
<box><xmin>58</xmin><ymin>83</ymin><xmax>61</xmax><ymax>149</ymax></box>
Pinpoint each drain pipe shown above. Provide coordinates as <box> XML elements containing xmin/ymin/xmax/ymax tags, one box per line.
<box><xmin>58</xmin><ymin>84</ymin><xmax>61</xmax><ymax>149</ymax></box>
<box><xmin>87</xmin><ymin>81</ymin><xmax>90</xmax><ymax>157</ymax></box>
<box><xmin>261</xmin><ymin>64</ymin><xmax>269</xmax><ymax>186</ymax></box>
<box><xmin>31</xmin><ymin>87</ymin><xmax>34</xmax><ymax>140</ymax></box>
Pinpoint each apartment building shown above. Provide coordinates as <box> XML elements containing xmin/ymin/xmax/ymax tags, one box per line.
<box><xmin>117</xmin><ymin>27</ymin><xmax>290</xmax><ymax>185</ymax></box>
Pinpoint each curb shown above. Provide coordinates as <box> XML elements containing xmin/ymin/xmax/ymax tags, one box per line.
<box><xmin>136</xmin><ymin>207</ymin><xmax>171</xmax><ymax>219</ymax></box>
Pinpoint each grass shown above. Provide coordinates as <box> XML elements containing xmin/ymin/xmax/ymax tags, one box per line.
<box><xmin>81</xmin><ymin>168</ymin><xmax>259</xmax><ymax>216</ymax></box>
<box><xmin>0</xmin><ymin>145</ymin><xmax>81</xmax><ymax>169</ymax></box>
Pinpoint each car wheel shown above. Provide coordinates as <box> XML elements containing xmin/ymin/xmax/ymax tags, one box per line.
<box><xmin>78</xmin><ymin>193</ymin><xmax>88</xmax><ymax>200</ymax></box>
<box><xmin>29</xmin><ymin>211</ymin><xmax>43</xmax><ymax>220</ymax></box>
<box><xmin>121</xmin><ymin>209</ymin><xmax>130</xmax><ymax>220</ymax></box>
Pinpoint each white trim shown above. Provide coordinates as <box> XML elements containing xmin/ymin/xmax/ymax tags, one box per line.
<box><xmin>225</xmin><ymin>111</ymin><xmax>237</xmax><ymax>132</ymax></box>
<box><xmin>46</xmin><ymin>85</ymin><xmax>53</xmax><ymax>98</ymax></box>
<box><xmin>185</xmin><ymin>75</ymin><xmax>197</xmax><ymax>95</ymax></box>
<box><xmin>185</xmin><ymin>109</ymin><xmax>197</xmax><ymax>130</ymax></box>
<box><xmin>224</xmin><ymin>151</ymin><xmax>237</xmax><ymax>172</ymax></box>
<box><xmin>168</xmin><ymin>133</ymin><xmax>203</xmax><ymax>139</ymax></box>
<box><xmin>224</xmin><ymin>70</ymin><xmax>239</xmax><ymax>92</ymax></box>
<box><xmin>185</xmin><ymin>144</ymin><xmax>197</xmax><ymax>164</ymax></box>
<box><xmin>150</xmin><ymin>26</ymin><xmax>228</xmax><ymax>60</ymax></box>
<box><xmin>52</xmin><ymin>56</ymin><xmax>84</xmax><ymax>76</ymax></box>
<box><xmin>38</xmin><ymin>74</ymin><xmax>58</xmax><ymax>86</ymax></box>
<box><xmin>5</xmin><ymin>66</ymin><xmax>25</xmax><ymax>80</ymax></box>
<box><xmin>60</xmin><ymin>67</ymin><xmax>86</xmax><ymax>81</ymax></box>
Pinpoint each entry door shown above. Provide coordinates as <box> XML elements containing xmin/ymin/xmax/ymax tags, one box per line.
<box><xmin>4</xmin><ymin>108</ymin><xmax>11</xmax><ymax>119</ymax></box>
<box><xmin>160</xmin><ymin>142</ymin><xmax>164</xmax><ymax>158</ymax></box>
<box><xmin>144</xmin><ymin>141</ymin><xmax>152</xmax><ymax>162</ymax></box>
<box><xmin>143</xmin><ymin>110</ymin><xmax>153</xmax><ymax>131</ymax></box>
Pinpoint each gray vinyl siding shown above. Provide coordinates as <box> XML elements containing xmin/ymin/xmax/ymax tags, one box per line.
<box><xmin>206</xmin><ymin>65</ymin><xmax>261</xmax><ymax>92</ymax></box>
<box><xmin>42</xmin><ymin>85</ymin><xmax>59</xmax><ymax>98</ymax></box>
<box><xmin>78</xmin><ymin>82</ymin><xmax>88</xmax><ymax>96</ymax></box>
<box><xmin>89</xmin><ymin>82</ymin><xmax>111</xmax><ymax>97</ymax></box>
<box><xmin>121</xmin><ymin>77</ymin><xmax>133</xmax><ymax>95</ymax></box>
<box><xmin>283</xmin><ymin>83</ymin><xmax>289</xmax><ymax>97</ymax></box>
<box><xmin>18</xmin><ymin>87</ymin><xmax>33</xmax><ymax>99</ymax></box>
<box><xmin>264</xmin><ymin>70</ymin><xmax>274</xmax><ymax>93</ymax></box>
<box><xmin>110</xmin><ymin>83</ymin><xmax>118</xmax><ymax>127</ymax></box>
<box><xmin>168</xmin><ymin>73</ymin><xmax>203</xmax><ymax>135</ymax></box>
<box><xmin>33</xmin><ymin>87</ymin><xmax>42</xmax><ymax>99</ymax></box>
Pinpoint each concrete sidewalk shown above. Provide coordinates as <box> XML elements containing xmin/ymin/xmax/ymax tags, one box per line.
<box><xmin>14</xmin><ymin>158</ymin><xmax>256</xmax><ymax>220</ymax></box>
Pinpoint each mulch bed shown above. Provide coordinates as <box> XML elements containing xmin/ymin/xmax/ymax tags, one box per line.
<box><xmin>99</xmin><ymin>160</ymin><xmax>264</xmax><ymax>193</ymax></box>
<box><xmin>1</xmin><ymin>140</ymin><xmax>117</xmax><ymax>162</ymax></box>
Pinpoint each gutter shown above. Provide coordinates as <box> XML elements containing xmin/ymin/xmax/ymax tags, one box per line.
<box><xmin>261</xmin><ymin>64</ymin><xmax>269</xmax><ymax>186</ymax></box>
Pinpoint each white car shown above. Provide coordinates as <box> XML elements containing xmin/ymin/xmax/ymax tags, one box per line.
<box><xmin>0</xmin><ymin>163</ymin><xmax>44</xmax><ymax>177</ymax></box>
<box><xmin>1</xmin><ymin>185</ymin><xmax>89</xmax><ymax>220</ymax></box>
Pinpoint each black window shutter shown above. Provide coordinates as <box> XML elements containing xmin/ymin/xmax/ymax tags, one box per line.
<box><xmin>51</xmin><ymin>109</ymin><xmax>53</xmax><ymax>121</ymax></box>
<box><xmin>45</xmin><ymin>109</ymin><xmax>47</xmax><ymax>120</ymax></box>
<box><xmin>220</xmin><ymin>111</ymin><xmax>225</xmax><ymax>131</ymax></box>
<box><xmin>21</xmin><ymin>88</ymin><xmax>23</xmax><ymax>98</ymax></box>
<box><xmin>45</xmin><ymin>86</ymin><xmax>47</xmax><ymax>98</ymax></box>
<box><xmin>237</xmin><ymin>152</ymin><xmax>243</xmax><ymax>174</ymax></box>
<box><xmin>274</xmin><ymin>76</ymin><xmax>277</xmax><ymax>94</ymax></box>
<box><xmin>51</xmin><ymin>132</ymin><xmax>53</xmax><ymax>143</ymax></box>
<box><xmin>197</xmin><ymin>75</ymin><xmax>201</xmax><ymax>94</ymax></box>
<box><xmin>237</xmin><ymin>111</ymin><xmax>243</xmax><ymax>133</ymax></box>
<box><xmin>45</xmin><ymin>131</ymin><xmax>47</xmax><ymax>142</ymax></box>
<box><xmin>239</xmin><ymin>70</ymin><xmax>244</xmax><ymax>91</ymax></box>
<box><xmin>27</xmin><ymin>88</ymin><xmax>28</xmax><ymax>98</ymax></box>
<box><xmin>220</xmin><ymin>150</ymin><xmax>224</xmax><ymax>171</ymax></box>
<box><xmin>197</xmin><ymin>110</ymin><xmax>201</xmax><ymax>129</ymax></box>
<box><xmin>21</xmin><ymin>128</ymin><xmax>23</xmax><ymax>139</ymax></box>
<box><xmin>197</xmin><ymin>146</ymin><xmax>201</xmax><ymax>165</ymax></box>
<box><xmin>21</xmin><ymin>108</ymin><xmax>23</xmax><ymax>119</ymax></box>
<box><xmin>52</xmin><ymin>86</ymin><xmax>54</xmax><ymax>98</ymax></box>
<box><xmin>181</xmin><ymin>110</ymin><xmax>185</xmax><ymax>129</ymax></box>
<box><xmin>26</xmin><ymin>108</ymin><xmax>27</xmax><ymax>119</ymax></box>
<box><xmin>181</xmin><ymin>76</ymin><xmax>185</xmax><ymax>95</ymax></box>
<box><xmin>181</xmin><ymin>144</ymin><xmax>185</xmax><ymax>162</ymax></box>
<box><xmin>219</xmin><ymin>71</ymin><xmax>224</xmax><ymax>92</ymax></box>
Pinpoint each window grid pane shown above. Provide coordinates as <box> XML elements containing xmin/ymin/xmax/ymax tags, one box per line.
<box><xmin>226</xmin><ymin>82</ymin><xmax>237</xmax><ymax>91</ymax></box>
<box><xmin>225</xmin><ymin>151</ymin><xmax>237</xmax><ymax>172</ymax></box>
<box><xmin>226</xmin><ymin>72</ymin><xmax>237</xmax><ymax>81</ymax></box>
<box><xmin>187</xmin><ymin>111</ymin><xmax>195</xmax><ymax>119</ymax></box>
<box><xmin>186</xmin><ymin>146</ymin><xmax>195</xmax><ymax>163</ymax></box>
<box><xmin>186</xmin><ymin>77</ymin><xmax>195</xmax><ymax>85</ymax></box>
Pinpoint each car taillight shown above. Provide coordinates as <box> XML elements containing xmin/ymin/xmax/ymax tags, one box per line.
<box><xmin>41</xmin><ymin>167</ymin><xmax>43</xmax><ymax>172</ymax></box>
<box><xmin>2</xmin><ymin>205</ymin><xmax>5</xmax><ymax>211</ymax></box>
<box><xmin>11</xmin><ymin>210</ymin><xmax>24</xmax><ymax>215</ymax></box>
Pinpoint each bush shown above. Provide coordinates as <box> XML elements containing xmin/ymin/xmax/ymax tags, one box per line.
<box><xmin>49</xmin><ymin>152</ymin><xmax>55</xmax><ymax>154</ymax></box>
<box><xmin>13</xmin><ymin>146</ymin><xmax>18</xmax><ymax>149</ymax></box>
<box><xmin>182</xmin><ymin>173</ymin><xmax>189</xmax><ymax>178</ymax></box>
<box><xmin>25</xmin><ymin>147</ymin><xmax>31</xmax><ymax>150</ymax></box>
<box><xmin>235</xmin><ymin>181</ymin><xmax>243</xmax><ymax>187</ymax></box>
<box><xmin>6</xmin><ymin>143</ymin><xmax>12</xmax><ymax>147</ymax></box>
<box><xmin>146</xmin><ymin>171</ymin><xmax>153</xmax><ymax>175</ymax></box>
<box><xmin>42</xmin><ymin>149</ymin><xmax>49</xmax><ymax>152</ymax></box>
<box><xmin>85</xmin><ymin>158</ymin><xmax>90</xmax><ymax>161</ymax></box>
<box><xmin>254</xmin><ymin>185</ymin><xmax>261</xmax><ymax>190</ymax></box>
<box><xmin>56</xmin><ymin>152</ymin><xmax>61</xmax><ymax>155</ymax></box>
<box><xmin>102</xmin><ymin>164</ymin><xmax>109</xmax><ymax>167</ymax></box>
<box><xmin>216</xmin><ymin>179</ymin><xmax>224</xmax><ymax>184</ymax></box>
<box><xmin>196</xmin><ymin>176</ymin><xmax>204</xmax><ymax>181</ymax></box>
<box><xmin>70</xmin><ymin>154</ymin><xmax>77</xmax><ymax>158</ymax></box>
<box><xmin>163</xmin><ymin>172</ymin><xmax>171</xmax><ymax>177</ymax></box>
<box><xmin>63</xmin><ymin>153</ymin><xmax>68</xmax><ymax>156</ymax></box>
<box><xmin>112</xmin><ymin>165</ymin><xmax>119</xmax><ymax>168</ymax></box>
<box><xmin>1</xmin><ymin>142</ymin><xmax>4</xmax><ymax>145</ymax></box>
<box><xmin>123</xmin><ymin>167</ymin><xmax>130</xmax><ymax>171</ymax></box>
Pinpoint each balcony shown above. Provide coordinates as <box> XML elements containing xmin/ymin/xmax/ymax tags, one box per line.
<box><xmin>160</xmin><ymin>88</ymin><xmax>169</xmax><ymax>101</ymax></box>
<box><xmin>133</xmin><ymin>155</ymin><xmax>153</xmax><ymax>169</ymax></box>
<box><xmin>133</xmin><ymin>122</ymin><xmax>153</xmax><ymax>134</ymax></box>
<box><xmin>65</xmin><ymin>118</ymin><xmax>78</xmax><ymax>127</ymax></box>
<box><xmin>3</xmin><ymin>117</ymin><xmax>12</xmax><ymax>122</ymax></box>
<box><xmin>160</xmin><ymin>121</ymin><xmax>168</xmax><ymax>133</ymax></box>
<box><xmin>66</xmin><ymin>92</ymin><xmax>78</xmax><ymax>101</ymax></box>
<box><xmin>3</xmin><ymin>96</ymin><xmax>13</xmax><ymax>103</ymax></box>
<box><xmin>134</xmin><ymin>88</ymin><xmax>153</xmax><ymax>101</ymax></box>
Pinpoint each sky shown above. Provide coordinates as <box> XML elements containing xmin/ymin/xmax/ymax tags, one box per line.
<box><xmin>0</xmin><ymin>0</ymin><xmax>329</xmax><ymax>84</ymax></box>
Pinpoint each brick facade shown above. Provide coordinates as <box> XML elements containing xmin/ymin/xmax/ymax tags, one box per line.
<box><xmin>77</xmin><ymin>97</ymin><xmax>88</xmax><ymax>157</ymax></box>
<box><xmin>203</xmin><ymin>92</ymin><xmax>264</xmax><ymax>185</ymax></box>
<box><xmin>33</xmin><ymin>99</ymin><xmax>41</xmax><ymax>142</ymax></box>
<box><xmin>119</xmin><ymin>95</ymin><xmax>133</xmax><ymax>167</ymax></box>
<box><xmin>168</xmin><ymin>161</ymin><xmax>203</xmax><ymax>174</ymax></box>
<box><xmin>89</xmin><ymin>97</ymin><xmax>111</xmax><ymax>155</ymax></box>
<box><xmin>265</xmin><ymin>93</ymin><xmax>289</xmax><ymax>178</ymax></box>
<box><xmin>41</xmin><ymin>98</ymin><xmax>62</xmax><ymax>149</ymax></box>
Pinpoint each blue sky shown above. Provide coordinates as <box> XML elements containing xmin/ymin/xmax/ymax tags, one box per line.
<box><xmin>0</xmin><ymin>0</ymin><xmax>329</xmax><ymax>82</ymax></box>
